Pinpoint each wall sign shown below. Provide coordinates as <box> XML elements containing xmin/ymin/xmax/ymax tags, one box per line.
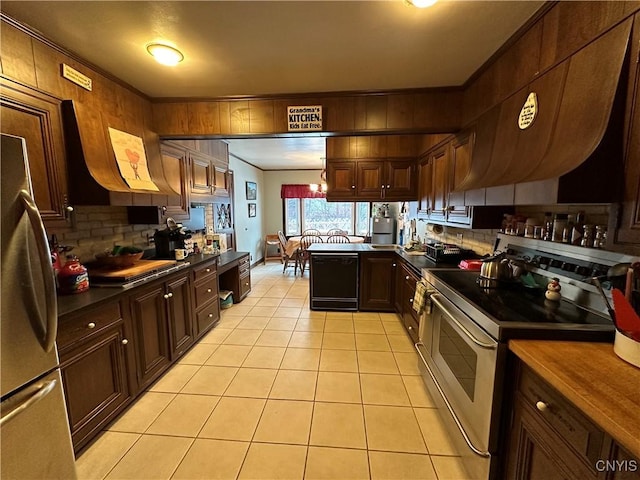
<box><xmin>108</xmin><ymin>127</ymin><xmax>159</xmax><ymax>191</ymax></box>
<box><xmin>518</xmin><ymin>92</ymin><xmax>538</xmax><ymax>129</ymax></box>
<box><xmin>287</xmin><ymin>105</ymin><xmax>322</xmax><ymax>131</ymax></box>
<box><xmin>61</xmin><ymin>64</ymin><xmax>93</xmax><ymax>91</ymax></box>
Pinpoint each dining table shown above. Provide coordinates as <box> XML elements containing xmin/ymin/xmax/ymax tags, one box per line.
<box><xmin>284</xmin><ymin>235</ymin><xmax>365</xmax><ymax>257</ymax></box>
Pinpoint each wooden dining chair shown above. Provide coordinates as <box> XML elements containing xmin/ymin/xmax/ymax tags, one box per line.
<box><xmin>297</xmin><ymin>234</ymin><xmax>323</xmax><ymax>275</ymax></box>
<box><xmin>326</xmin><ymin>229</ymin><xmax>347</xmax><ymax>236</ymax></box>
<box><xmin>327</xmin><ymin>234</ymin><xmax>351</xmax><ymax>243</ymax></box>
<box><xmin>302</xmin><ymin>228</ymin><xmax>321</xmax><ymax>236</ymax></box>
<box><xmin>277</xmin><ymin>230</ymin><xmax>299</xmax><ymax>274</ymax></box>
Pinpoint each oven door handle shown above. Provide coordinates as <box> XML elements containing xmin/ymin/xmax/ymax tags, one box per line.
<box><xmin>430</xmin><ymin>293</ymin><xmax>497</xmax><ymax>350</ymax></box>
<box><xmin>415</xmin><ymin>342</ymin><xmax>491</xmax><ymax>458</ymax></box>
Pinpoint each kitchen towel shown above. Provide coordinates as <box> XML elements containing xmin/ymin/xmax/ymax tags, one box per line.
<box><xmin>413</xmin><ymin>279</ymin><xmax>432</xmax><ymax>315</ymax></box>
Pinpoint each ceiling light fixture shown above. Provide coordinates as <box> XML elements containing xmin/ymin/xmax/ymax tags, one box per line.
<box><xmin>404</xmin><ymin>0</ymin><xmax>437</xmax><ymax>8</ymax></box>
<box><xmin>146</xmin><ymin>43</ymin><xmax>184</xmax><ymax>66</ymax></box>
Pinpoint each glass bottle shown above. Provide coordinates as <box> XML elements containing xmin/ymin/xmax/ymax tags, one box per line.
<box><xmin>581</xmin><ymin>225</ymin><xmax>594</xmax><ymax>247</ymax></box>
<box><xmin>593</xmin><ymin>225</ymin><xmax>606</xmax><ymax>248</ymax></box>
<box><xmin>571</xmin><ymin>211</ymin><xmax>585</xmax><ymax>245</ymax></box>
<box><xmin>543</xmin><ymin>212</ymin><xmax>553</xmax><ymax>241</ymax></box>
<box><xmin>552</xmin><ymin>213</ymin><xmax>568</xmax><ymax>243</ymax></box>
<box><xmin>562</xmin><ymin>214</ymin><xmax>575</xmax><ymax>243</ymax></box>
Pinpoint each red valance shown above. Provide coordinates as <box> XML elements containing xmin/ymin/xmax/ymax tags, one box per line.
<box><xmin>280</xmin><ymin>184</ymin><xmax>326</xmax><ymax>199</ymax></box>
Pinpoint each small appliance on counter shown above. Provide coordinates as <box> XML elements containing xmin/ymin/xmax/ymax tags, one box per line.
<box><xmin>371</xmin><ymin>217</ymin><xmax>396</xmax><ymax>245</ymax></box>
<box><xmin>153</xmin><ymin>217</ymin><xmax>187</xmax><ymax>259</ymax></box>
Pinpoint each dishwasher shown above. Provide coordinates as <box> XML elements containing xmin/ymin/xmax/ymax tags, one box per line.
<box><xmin>310</xmin><ymin>253</ymin><xmax>359</xmax><ymax>310</ymax></box>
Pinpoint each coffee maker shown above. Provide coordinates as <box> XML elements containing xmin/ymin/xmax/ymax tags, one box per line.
<box><xmin>153</xmin><ymin>218</ymin><xmax>186</xmax><ymax>259</ymax></box>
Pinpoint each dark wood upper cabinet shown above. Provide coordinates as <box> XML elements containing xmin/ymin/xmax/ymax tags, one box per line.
<box><xmin>0</xmin><ymin>78</ymin><xmax>70</xmax><ymax>227</ymax></box>
<box><xmin>384</xmin><ymin>160</ymin><xmax>415</xmax><ymax>199</ymax></box>
<box><xmin>189</xmin><ymin>150</ymin><xmax>214</xmax><ymax>196</ymax></box>
<box><xmin>160</xmin><ymin>142</ymin><xmax>190</xmax><ymax>220</ymax></box>
<box><xmin>429</xmin><ymin>146</ymin><xmax>449</xmax><ymax>223</ymax></box>
<box><xmin>326</xmin><ymin>160</ymin><xmax>357</xmax><ymax>200</ymax></box>
<box><xmin>356</xmin><ymin>161</ymin><xmax>385</xmax><ymax>198</ymax></box>
<box><xmin>417</xmin><ymin>156</ymin><xmax>433</xmax><ymax>217</ymax></box>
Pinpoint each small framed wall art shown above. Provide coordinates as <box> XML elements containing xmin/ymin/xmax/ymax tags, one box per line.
<box><xmin>246</xmin><ymin>181</ymin><xmax>257</xmax><ymax>200</ymax></box>
<box><xmin>248</xmin><ymin>203</ymin><xmax>256</xmax><ymax>218</ymax></box>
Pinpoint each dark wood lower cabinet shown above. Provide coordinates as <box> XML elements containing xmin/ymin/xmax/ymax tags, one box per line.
<box><xmin>400</xmin><ymin>265</ymin><xmax>420</xmax><ymax>343</ymax></box>
<box><xmin>166</xmin><ymin>272</ymin><xmax>194</xmax><ymax>360</ymax></box>
<box><xmin>128</xmin><ymin>282</ymin><xmax>172</xmax><ymax>391</ymax></box>
<box><xmin>58</xmin><ymin>300</ymin><xmax>135</xmax><ymax>453</ymax></box>
<box><xmin>359</xmin><ymin>253</ymin><xmax>396</xmax><ymax>311</ymax></box>
<box><xmin>504</xmin><ymin>360</ymin><xmax>640</xmax><ymax>480</ymax></box>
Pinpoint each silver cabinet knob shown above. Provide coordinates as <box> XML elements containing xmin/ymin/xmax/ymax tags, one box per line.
<box><xmin>408</xmin><ymin>325</ymin><xmax>413</xmax><ymax>331</ymax></box>
<box><xmin>121</xmin><ymin>339</ymin><xmax>128</xmax><ymax>345</ymax></box>
<box><xmin>208</xmin><ymin>313</ymin><xmax>213</xmax><ymax>318</ymax></box>
<box><xmin>405</xmin><ymin>276</ymin><xmax>410</xmax><ymax>280</ymax></box>
<box><xmin>245</xmin><ymin>282</ymin><xmax>249</xmax><ymax>286</ymax></box>
<box><xmin>207</xmin><ymin>288</ymin><xmax>212</xmax><ymax>293</ymax></box>
<box><xmin>409</xmin><ymin>298</ymin><xmax>413</xmax><ymax>303</ymax></box>
<box><xmin>536</xmin><ymin>401</ymin><xmax>548</xmax><ymax>412</ymax></box>
<box><xmin>87</xmin><ymin>322</ymin><xmax>96</xmax><ymax>329</ymax></box>
<box><xmin>168</xmin><ymin>292</ymin><xmax>173</xmax><ymax>298</ymax></box>
<box><xmin>163</xmin><ymin>294</ymin><xmax>170</xmax><ymax>299</ymax></box>
<box><xmin>205</xmin><ymin>268</ymin><xmax>211</xmax><ymax>273</ymax></box>
<box><xmin>387</xmin><ymin>184</ymin><xmax>390</xmax><ymax>188</ymax></box>
<box><xmin>392</xmin><ymin>263</ymin><xmax>396</xmax><ymax>267</ymax></box>
<box><xmin>66</xmin><ymin>205</ymin><xmax>74</xmax><ymax>212</ymax></box>
<box><xmin>351</xmin><ymin>185</ymin><xmax>355</xmax><ymax>189</ymax></box>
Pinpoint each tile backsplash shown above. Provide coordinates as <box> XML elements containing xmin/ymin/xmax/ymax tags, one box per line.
<box><xmin>52</xmin><ymin>204</ymin><xmax>213</xmax><ymax>263</ymax></box>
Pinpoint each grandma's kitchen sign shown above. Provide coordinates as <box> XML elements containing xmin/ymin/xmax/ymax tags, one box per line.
<box><xmin>287</xmin><ymin>106</ymin><xmax>323</xmax><ymax>131</ymax></box>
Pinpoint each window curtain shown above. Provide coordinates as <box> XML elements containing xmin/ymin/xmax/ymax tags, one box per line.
<box><xmin>280</xmin><ymin>184</ymin><xmax>326</xmax><ymax>199</ymax></box>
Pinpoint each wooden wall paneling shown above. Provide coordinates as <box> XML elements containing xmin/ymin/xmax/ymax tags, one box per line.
<box><xmin>365</xmin><ymin>95</ymin><xmax>387</xmax><ymax>130</ymax></box>
<box><xmin>153</xmin><ymin>103</ymin><xmax>189</xmax><ymax>135</ymax></box>
<box><xmin>387</xmin><ymin>134</ymin><xmax>419</xmax><ymax>157</ymax></box>
<box><xmin>326</xmin><ymin>137</ymin><xmax>350</xmax><ymax>159</ymax></box>
<box><xmin>249</xmin><ymin>99</ymin><xmax>274</xmax><ymax>133</ymax></box>
<box><xmin>324</xmin><ymin>96</ymin><xmax>355</xmax><ymax>132</ymax></box>
<box><xmin>413</xmin><ymin>91</ymin><xmax>462</xmax><ymax>131</ymax></box>
<box><xmin>0</xmin><ymin>22</ymin><xmax>37</xmax><ymax>85</ymax></box>
<box><xmin>354</xmin><ymin>96</ymin><xmax>367</xmax><ymax>131</ymax></box>
<box><xmin>272</xmin><ymin>99</ymin><xmax>289</xmax><ymax>133</ymax></box>
<box><xmin>387</xmin><ymin>94</ymin><xmax>414</xmax><ymax>129</ymax></box>
<box><xmin>463</xmin><ymin>66</ymin><xmax>498</xmax><ymax>125</ymax></box>
<box><xmin>624</xmin><ymin>2</ymin><xmax>640</xmax><ymax>16</ymax></box>
<box><xmin>229</xmin><ymin>100</ymin><xmax>249</xmax><ymax>134</ymax></box>
<box><xmin>539</xmin><ymin>1</ymin><xmax>631</xmax><ymax>71</ymax></box>
<box><xmin>369</xmin><ymin>135</ymin><xmax>387</xmax><ymax>158</ymax></box>
<box><xmin>188</xmin><ymin>102</ymin><xmax>220</xmax><ymax>135</ymax></box>
<box><xmin>353</xmin><ymin>136</ymin><xmax>371</xmax><ymax>158</ymax></box>
<box><xmin>218</xmin><ymin>101</ymin><xmax>231</xmax><ymax>134</ymax></box>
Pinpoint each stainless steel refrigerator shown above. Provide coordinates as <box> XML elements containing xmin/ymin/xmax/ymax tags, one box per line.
<box><xmin>370</xmin><ymin>217</ymin><xmax>396</xmax><ymax>244</ymax></box>
<box><xmin>1</xmin><ymin>134</ymin><xmax>77</xmax><ymax>479</ymax></box>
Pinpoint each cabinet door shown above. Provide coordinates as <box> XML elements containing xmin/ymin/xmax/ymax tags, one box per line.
<box><xmin>430</xmin><ymin>146</ymin><xmax>449</xmax><ymax>223</ymax></box>
<box><xmin>393</xmin><ymin>259</ymin><xmax>404</xmax><ymax>313</ymax></box>
<box><xmin>417</xmin><ymin>158</ymin><xmax>433</xmax><ymax>217</ymax></box>
<box><xmin>160</xmin><ymin>142</ymin><xmax>190</xmax><ymax>220</ymax></box>
<box><xmin>326</xmin><ymin>160</ymin><xmax>357</xmax><ymax>199</ymax></box>
<box><xmin>357</xmin><ymin>161</ymin><xmax>384</xmax><ymax>199</ymax></box>
<box><xmin>213</xmin><ymin>163</ymin><xmax>229</xmax><ymax>197</ymax></box>
<box><xmin>384</xmin><ymin>160</ymin><xmax>416</xmax><ymax>200</ymax></box>
<box><xmin>0</xmin><ymin>78</ymin><xmax>69</xmax><ymax>227</ymax></box>
<box><xmin>448</xmin><ymin>134</ymin><xmax>473</xmax><ymax>225</ymax></box>
<box><xmin>239</xmin><ymin>270</ymin><xmax>252</xmax><ymax>300</ymax></box>
<box><xmin>60</xmin><ymin>321</ymin><xmax>132</xmax><ymax>452</ymax></box>
<box><xmin>129</xmin><ymin>283</ymin><xmax>171</xmax><ymax>390</ymax></box>
<box><xmin>359</xmin><ymin>253</ymin><xmax>396</xmax><ymax>311</ymax></box>
<box><xmin>166</xmin><ymin>272</ymin><xmax>194</xmax><ymax>361</ymax></box>
<box><xmin>189</xmin><ymin>151</ymin><xmax>214</xmax><ymax>195</ymax></box>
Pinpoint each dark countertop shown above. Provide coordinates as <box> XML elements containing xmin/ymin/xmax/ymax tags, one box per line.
<box><xmin>306</xmin><ymin>244</ymin><xmax>447</xmax><ymax>277</ymax></box>
<box><xmin>509</xmin><ymin>340</ymin><xmax>640</xmax><ymax>458</ymax></box>
<box><xmin>57</xmin><ymin>252</ymin><xmax>248</xmax><ymax>319</ymax></box>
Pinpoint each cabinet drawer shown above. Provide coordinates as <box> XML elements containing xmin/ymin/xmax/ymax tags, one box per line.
<box><xmin>195</xmin><ymin>277</ymin><xmax>218</xmax><ymax>308</ymax></box>
<box><xmin>404</xmin><ymin>313</ymin><xmax>419</xmax><ymax>343</ymax></box>
<box><xmin>518</xmin><ymin>365</ymin><xmax>605</xmax><ymax>467</ymax></box>
<box><xmin>239</xmin><ymin>256</ymin><xmax>250</xmax><ymax>274</ymax></box>
<box><xmin>58</xmin><ymin>301</ymin><xmax>122</xmax><ymax>350</ymax></box>
<box><xmin>240</xmin><ymin>272</ymin><xmax>251</xmax><ymax>298</ymax></box>
<box><xmin>196</xmin><ymin>303</ymin><xmax>219</xmax><ymax>328</ymax></box>
<box><xmin>193</xmin><ymin>260</ymin><xmax>217</xmax><ymax>282</ymax></box>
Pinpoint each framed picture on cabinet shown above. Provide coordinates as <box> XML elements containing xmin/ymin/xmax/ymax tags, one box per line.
<box><xmin>246</xmin><ymin>181</ymin><xmax>257</xmax><ymax>200</ymax></box>
<box><xmin>248</xmin><ymin>203</ymin><xmax>256</xmax><ymax>217</ymax></box>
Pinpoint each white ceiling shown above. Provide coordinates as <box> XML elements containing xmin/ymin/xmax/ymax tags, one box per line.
<box><xmin>1</xmin><ymin>0</ymin><xmax>545</xmax><ymax>169</ymax></box>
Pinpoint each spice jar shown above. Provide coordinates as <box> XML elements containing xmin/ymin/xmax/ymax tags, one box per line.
<box><xmin>593</xmin><ymin>225</ymin><xmax>607</xmax><ymax>248</ymax></box>
<box><xmin>552</xmin><ymin>213</ymin><xmax>568</xmax><ymax>243</ymax></box>
<box><xmin>581</xmin><ymin>225</ymin><xmax>594</xmax><ymax>247</ymax></box>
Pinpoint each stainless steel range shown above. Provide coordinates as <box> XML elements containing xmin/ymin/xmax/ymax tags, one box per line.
<box><xmin>416</xmin><ymin>234</ymin><xmax>636</xmax><ymax>479</ymax></box>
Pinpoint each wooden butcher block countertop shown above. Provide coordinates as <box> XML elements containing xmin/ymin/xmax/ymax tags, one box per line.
<box><xmin>509</xmin><ymin>340</ymin><xmax>640</xmax><ymax>458</ymax></box>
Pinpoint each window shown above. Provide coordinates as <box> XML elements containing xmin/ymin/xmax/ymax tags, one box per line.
<box><xmin>284</xmin><ymin>198</ymin><xmax>370</xmax><ymax>236</ymax></box>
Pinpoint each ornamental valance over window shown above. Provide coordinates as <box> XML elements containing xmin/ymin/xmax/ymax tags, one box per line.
<box><xmin>280</xmin><ymin>184</ymin><xmax>326</xmax><ymax>199</ymax></box>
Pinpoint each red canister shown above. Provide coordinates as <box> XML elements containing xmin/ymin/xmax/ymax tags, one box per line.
<box><xmin>58</xmin><ymin>256</ymin><xmax>89</xmax><ymax>295</ymax></box>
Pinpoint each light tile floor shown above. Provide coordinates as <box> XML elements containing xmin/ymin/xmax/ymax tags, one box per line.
<box><xmin>76</xmin><ymin>263</ymin><xmax>471</xmax><ymax>480</ymax></box>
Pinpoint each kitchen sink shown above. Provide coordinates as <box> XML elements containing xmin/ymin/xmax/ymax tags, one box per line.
<box><xmin>369</xmin><ymin>244</ymin><xmax>399</xmax><ymax>250</ymax></box>
<box><xmin>403</xmin><ymin>250</ymin><xmax>426</xmax><ymax>256</ymax></box>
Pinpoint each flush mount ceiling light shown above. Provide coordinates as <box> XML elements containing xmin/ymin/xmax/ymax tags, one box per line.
<box><xmin>146</xmin><ymin>43</ymin><xmax>184</xmax><ymax>66</ymax></box>
<box><xmin>404</xmin><ymin>0</ymin><xmax>437</xmax><ymax>7</ymax></box>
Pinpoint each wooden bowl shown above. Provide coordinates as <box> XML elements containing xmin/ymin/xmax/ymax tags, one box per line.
<box><xmin>95</xmin><ymin>252</ymin><xmax>143</xmax><ymax>268</ymax></box>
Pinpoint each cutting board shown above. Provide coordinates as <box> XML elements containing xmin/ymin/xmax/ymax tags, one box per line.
<box><xmin>88</xmin><ymin>260</ymin><xmax>177</xmax><ymax>280</ymax></box>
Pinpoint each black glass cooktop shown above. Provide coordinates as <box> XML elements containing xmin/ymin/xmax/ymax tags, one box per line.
<box><xmin>427</xmin><ymin>269</ymin><xmax>615</xmax><ymax>341</ymax></box>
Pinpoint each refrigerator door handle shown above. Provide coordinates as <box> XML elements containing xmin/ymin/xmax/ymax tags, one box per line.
<box><xmin>0</xmin><ymin>379</ymin><xmax>57</xmax><ymax>427</ymax></box>
<box><xmin>19</xmin><ymin>189</ymin><xmax>58</xmax><ymax>353</ymax></box>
